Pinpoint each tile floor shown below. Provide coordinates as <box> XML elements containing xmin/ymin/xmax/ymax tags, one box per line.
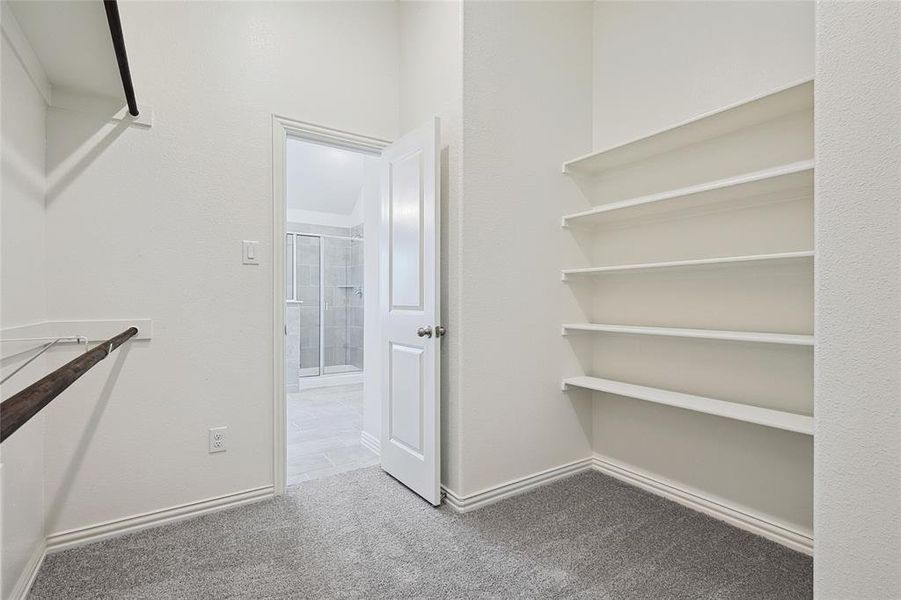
<box><xmin>286</xmin><ymin>382</ymin><xmax>378</xmax><ymax>487</ymax></box>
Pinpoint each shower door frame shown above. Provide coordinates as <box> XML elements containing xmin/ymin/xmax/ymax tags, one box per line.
<box><xmin>286</xmin><ymin>230</ymin><xmax>364</xmax><ymax>379</ymax></box>
<box><xmin>272</xmin><ymin>114</ymin><xmax>389</xmax><ymax>496</ymax></box>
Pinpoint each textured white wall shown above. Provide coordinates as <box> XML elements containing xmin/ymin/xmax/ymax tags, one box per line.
<box><xmin>815</xmin><ymin>1</ymin><xmax>901</xmax><ymax>596</ymax></box>
<box><xmin>397</xmin><ymin>0</ymin><xmax>463</xmax><ymax>490</ymax></box>
<box><xmin>0</xmin><ymin>28</ymin><xmax>48</xmax><ymax>599</ymax></box>
<box><xmin>39</xmin><ymin>1</ymin><xmax>399</xmax><ymax>535</ymax></box>
<box><xmin>398</xmin><ymin>1</ymin><xmax>461</xmax><ymax>134</ymax></box>
<box><xmin>593</xmin><ymin>0</ymin><xmax>814</xmax><ymax>148</ymax></box>
<box><xmin>458</xmin><ymin>1</ymin><xmax>594</xmax><ymax>496</ymax></box>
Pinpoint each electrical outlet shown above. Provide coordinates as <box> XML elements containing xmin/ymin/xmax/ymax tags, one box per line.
<box><xmin>209</xmin><ymin>426</ymin><xmax>227</xmax><ymax>453</ymax></box>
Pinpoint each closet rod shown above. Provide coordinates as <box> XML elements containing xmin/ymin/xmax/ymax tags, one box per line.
<box><xmin>0</xmin><ymin>327</ymin><xmax>138</xmax><ymax>443</ymax></box>
<box><xmin>103</xmin><ymin>0</ymin><xmax>139</xmax><ymax>117</ymax></box>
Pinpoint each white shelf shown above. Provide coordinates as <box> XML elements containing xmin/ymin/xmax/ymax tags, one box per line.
<box><xmin>562</xmin><ymin>79</ymin><xmax>813</xmax><ymax>175</ymax></box>
<box><xmin>561</xmin><ymin>160</ymin><xmax>813</xmax><ymax>228</ymax></box>
<box><xmin>561</xmin><ymin>250</ymin><xmax>813</xmax><ymax>280</ymax></box>
<box><xmin>562</xmin><ymin>376</ymin><xmax>813</xmax><ymax>435</ymax></box>
<box><xmin>562</xmin><ymin>323</ymin><xmax>813</xmax><ymax>346</ymax></box>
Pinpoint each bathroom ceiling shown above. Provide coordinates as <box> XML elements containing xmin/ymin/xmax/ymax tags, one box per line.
<box><xmin>286</xmin><ymin>138</ymin><xmax>378</xmax><ymax>216</ymax></box>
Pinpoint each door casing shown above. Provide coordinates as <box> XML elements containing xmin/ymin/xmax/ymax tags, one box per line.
<box><xmin>271</xmin><ymin>116</ymin><xmax>389</xmax><ymax>495</ymax></box>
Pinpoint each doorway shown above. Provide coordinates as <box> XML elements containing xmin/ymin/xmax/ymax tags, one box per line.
<box><xmin>283</xmin><ymin>137</ymin><xmax>379</xmax><ymax>486</ymax></box>
<box><xmin>272</xmin><ymin>116</ymin><xmax>442</xmax><ymax>504</ymax></box>
<box><xmin>272</xmin><ymin>118</ymin><xmax>388</xmax><ymax>493</ymax></box>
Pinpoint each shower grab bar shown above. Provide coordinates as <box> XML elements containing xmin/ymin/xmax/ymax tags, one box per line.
<box><xmin>0</xmin><ymin>327</ymin><xmax>138</xmax><ymax>443</ymax></box>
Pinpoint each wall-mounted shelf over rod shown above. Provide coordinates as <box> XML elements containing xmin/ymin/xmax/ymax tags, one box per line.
<box><xmin>562</xmin><ymin>323</ymin><xmax>814</xmax><ymax>346</ymax></box>
<box><xmin>561</xmin><ymin>250</ymin><xmax>814</xmax><ymax>280</ymax></box>
<box><xmin>561</xmin><ymin>160</ymin><xmax>814</xmax><ymax>228</ymax></box>
<box><xmin>562</xmin><ymin>376</ymin><xmax>813</xmax><ymax>436</ymax></box>
<box><xmin>562</xmin><ymin>79</ymin><xmax>814</xmax><ymax>175</ymax></box>
<box><xmin>103</xmin><ymin>0</ymin><xmax>138</xmax><ymax>117</ymax></box>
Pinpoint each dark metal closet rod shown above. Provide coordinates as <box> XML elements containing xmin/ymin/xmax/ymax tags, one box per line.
<box><xmin>0</xmin><ymin>327</ymin><xmax>138</xmax><ymax>443</ymax></box>
<box><xmin>103</xmin><ymin>0</ymin><xmax>139</xmax><ymax>117</ymax></box>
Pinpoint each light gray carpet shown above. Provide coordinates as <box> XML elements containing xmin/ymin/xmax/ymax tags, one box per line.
<box><xmin>29</xmin><ymin>468</ymin><xmax>811</xmax><ymax>599</ymax></box>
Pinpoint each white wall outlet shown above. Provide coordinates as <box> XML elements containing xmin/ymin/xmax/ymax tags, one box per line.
<box><xmin>209</xmin><ymin>426</ymin><xmax>227</xmax><ymax>453</ymax></box>
<box><xmin>242</xmin><ymin>240</ymin><xmax>259</xmax><ymax>265</ymax></box>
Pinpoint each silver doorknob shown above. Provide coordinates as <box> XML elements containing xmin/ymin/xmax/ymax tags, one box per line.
<box><xmin>436</xmin><ymin>325</ymin><xmax>447</xmax><ymax>338</ymax></box>
<box><xmin>417</xmin><ymin>326</ymin><xmax>433</xmax><ymax>338</ymax></box>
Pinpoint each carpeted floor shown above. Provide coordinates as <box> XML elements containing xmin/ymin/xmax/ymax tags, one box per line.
<box><xmin>29</xmin><ymin>468</ymin><xmax>812</xmax><ymax>599</ymax></box>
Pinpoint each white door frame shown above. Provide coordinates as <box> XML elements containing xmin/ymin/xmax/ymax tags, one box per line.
<box><xmin>271</xmin><ymin>115</ymin><xmax>390</xmax><ymax>495</ymax></box>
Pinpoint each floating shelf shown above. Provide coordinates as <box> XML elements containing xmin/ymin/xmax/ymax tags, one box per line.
<box><xmin>561</xmin><ymin>160</ymin><xmax>813</xmax><ymax>228</ymax></box>
<box><xmin>561</xmin><ymin>250</ymin><xmax>813</xmax><ymax>280</ymax></box>
<box><xmin>562</xmin><ymin>79</ymin><xmax>813</xmax><ymax>175</ymax></box>
<box><xmin>562</xmin><ymin>323</ymin><xmax>813</xmax><ymax>346</ymax></box>
<box><xmin>562</xmin><ymin>376</ymin><xmax>813</xmax><ymax>435</ymax></box>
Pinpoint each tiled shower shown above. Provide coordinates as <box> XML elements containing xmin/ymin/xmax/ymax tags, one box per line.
<box><xmin>286</xmin><ymin>223</ymin><xmax>363</xmax><ymax>390</ymax></box>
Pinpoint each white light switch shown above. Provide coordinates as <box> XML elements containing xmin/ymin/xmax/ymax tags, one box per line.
<box><xmin>242</xmin><ymin>240</ymin><xmax>259</xmax><ymax>265</ymax></box>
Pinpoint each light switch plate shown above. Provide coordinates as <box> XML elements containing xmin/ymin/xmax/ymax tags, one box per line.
<box><xmin>242</xmin><ymin>240</ymin><xmax>259</xmax><ymax>265</ymax></box>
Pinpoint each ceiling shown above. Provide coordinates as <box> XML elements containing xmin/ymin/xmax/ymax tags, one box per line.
<box><xmin>286</xmin><ymin>138</ymin><xmax>377</xmax><ymax>215</ymax></box>
<box><xmin>8</xmin><ymin>0</ymin><xmax>122</xmax><ymax>97</ymax></box>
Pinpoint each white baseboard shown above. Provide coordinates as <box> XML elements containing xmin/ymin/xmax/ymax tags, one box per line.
<box><xmin>360</xmin><ymin>430</ymin><xmax>381</xmax><ymax>456</ymax></box>
<box><xmin>590</xmin><ymin>455</ymin><xmax>813</xmax><ymax>555</ymax></box>
<box><xmin>298</xmin><ymin>372</ymin><xmax>363</xmax><ymax>390</ymax></box>
<box><xmin>46</xmin><ymin>485</ymin><xmax>274</xmax><ymax>553</ymax></box>
<box><xmin>7</xmin><ymin>540</ymin><xmax>46</xmax><ymax>600</ymax></box>
<box><xmin>439</xmin><ymin>453</ymin><xmax>812</xmax><ymax>555</ymax></box>
<box><xmin>442</xmin><ymin>457</ymin><xmax>593</xmax><ymax>513</ymax></box>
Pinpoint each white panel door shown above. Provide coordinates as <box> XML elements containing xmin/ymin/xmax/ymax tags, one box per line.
<box><xmin>380</xmin><ymin>118</ymin><xmax>441</xmax><ymax>505</ymax></box>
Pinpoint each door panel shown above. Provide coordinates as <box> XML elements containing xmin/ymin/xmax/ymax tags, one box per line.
<box><xmin>389</xmin><ymin>150</ymin><xmax>424</xmax><ymax>310</ymax></box>
<box><xmin>380</xmin><ymin>118</ymin><xmax>441</xmax><ymax>505</ymax></box>
<box><xmin>389</xmin><ymin>343</ymin><xmax>424</xmax><ymax>456</ymax></box>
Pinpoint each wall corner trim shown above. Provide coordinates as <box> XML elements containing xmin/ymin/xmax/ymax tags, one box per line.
<box><xmin>441</xmin><ymin>454</ymin><xmax>812</xmax><ymax>555</ymax></box>
<box><xmin>591</xmin><ymin>454</ymin><xmax>813</xmax><ymax>555</ymax></box>
<box><xmin>7</xmin><ymin>539</ymin><xmax>46</xmax><ymax>600</ymax></box>
<box><xmin>442</xmin><ymin>457</ymin><xmax>593</xmax><ymax>513</ymax></box>
<box><xmin>45</xmin><ymin>485</ymin><xmax>274</xmax><ymax>553</ymax></box>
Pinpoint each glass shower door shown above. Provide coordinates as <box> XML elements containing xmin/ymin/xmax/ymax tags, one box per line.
<box><xmin>322</xmin><ymin>235</ymin><xmax>364</xmax><ymax>374</ymax></box>
<box><xmin>295</xmin><ymin>234</ymin><xmax>321</xmax><ymax>377</ymax></box>
<box><xmin>287</xmin><ymin>231</ymin><xmax>363</xmax><ymax>383</ymax></box>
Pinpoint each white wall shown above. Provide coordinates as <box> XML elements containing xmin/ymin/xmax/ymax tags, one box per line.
<box><xmin>397</xmin><ymin>0</ymin><xmax>463</xmax><ymax>490</ymax></box>
<box><xmin>456</xmin><ymin>1</ymin><xmax>594</xmax><ymax>496</ymax></box>
<box><xmin>39</xmin><ymin>1</ymin><xmax>399</xmax><ymax>537</ymax></box>
<box><xmin>0</xmin><ymin>20</ymin><xmax>48</xmax><ymax>599</ymax></box>
<box><xmin>593</xmin><ymin>1</ymin><xmax>814</xmax><ymax>149</ymax></box>
<box><xmin>398</xmin><ymin>1</ymin><xmax>461</xmax><ymax>134</ymax></box>
<box><xmin>587</xmin><ymin>0</ymin><xmax>816</xmax><ymax>539</ymax></box>
<box><xmin>815</xmin><ymin>1</ymin><xmax>901</xmax><ymax>596</ymax></box>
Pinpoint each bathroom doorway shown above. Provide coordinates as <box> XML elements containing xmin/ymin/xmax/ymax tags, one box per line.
<box><xmin>273</xmin><ymin>116</ymin><xmax>442</xmax><ymax>503</ymax></box>
<box><xmin>275</xmin><ymin>123</ymin><xmax>387</xmax><ymax>488</ymax></box>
